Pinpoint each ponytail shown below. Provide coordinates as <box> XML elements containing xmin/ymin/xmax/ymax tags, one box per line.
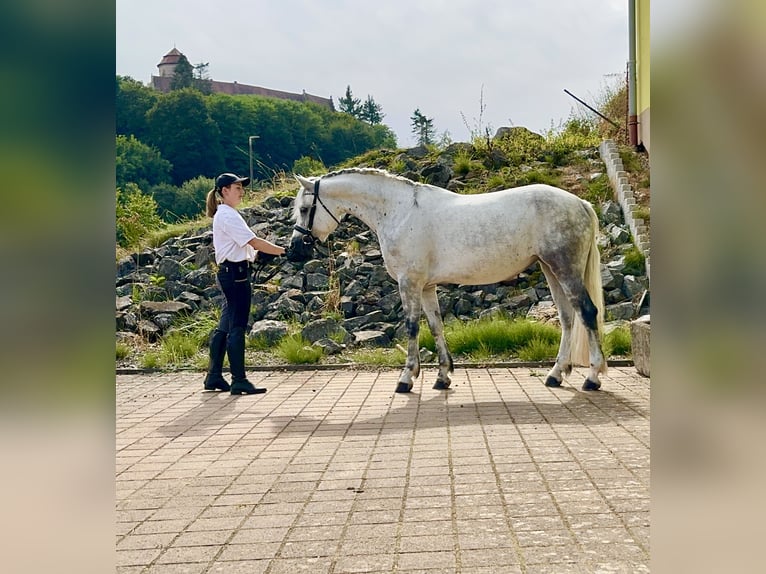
<box><xmin>206</xmin><ymin>188</ymin><xmax>221</xmax><ymax>217</ymax></box>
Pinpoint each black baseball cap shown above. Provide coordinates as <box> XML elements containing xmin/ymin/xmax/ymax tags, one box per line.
<box><xmin>215</xmin><ymin>173</ymin><xmax>250</xmax><ymax>189</ymax></box>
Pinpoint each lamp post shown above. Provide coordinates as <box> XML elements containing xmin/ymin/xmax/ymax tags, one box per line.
<box><xmin>248</xmin><ymin>135</ymin><xmax>259</xmax><ymax>191</ymax></box>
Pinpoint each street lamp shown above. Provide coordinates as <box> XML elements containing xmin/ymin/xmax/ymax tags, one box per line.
<box><xmin>248</xmin><ymin>135</ymin><xmax>259</xmax><ymax>192</ymax></box>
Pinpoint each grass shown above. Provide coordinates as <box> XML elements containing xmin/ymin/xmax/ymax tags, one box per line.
<box><xmin>604</xmin><ymin>325</ymin><xmax>632</xmax><ymax>357</ymax></box>
<box><xmin>116</xmin><ymin>342</ymin><xmax>130</xmax><ymax>360</ymax></box>
<box><xmin>622</xmin><ymin>246</ymin><xmax>646</xmax><ymax>276</ymax></box>
<box><xmin>349</xmin><ymin>347</ymin><xmax>405</xmax><ymax>366</ymax></box>
<box><xmin>418</xmin><ymin>315</ymin><xmax>560</xmax><ymax>358</ymax></box>
<box><xmin>277</xmin><ymin>335</ymin><xmax>323</xmax><ymax>364</ymax></box>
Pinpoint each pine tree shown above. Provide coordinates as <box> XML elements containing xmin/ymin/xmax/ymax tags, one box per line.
<box><xmin>411</xmin><ymin>108</ymin><xmax>435</xmax><ymax>146</ymax></box>
<box><xmin>338</xmin><ymin>85</ymin><xmax>362</xmax><ymax>117</ymax></box>
<box><xmin>360</xmin><ymin>95</ymin><xmax>384</xmax><ymax>125</ymax></box>
<box><xmin>170</xmin><ymin>55</ymin><xmax>195</xmax><ymax>91</ymax></box>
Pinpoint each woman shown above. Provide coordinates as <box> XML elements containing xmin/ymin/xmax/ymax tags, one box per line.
<box><xmin>203</xmin><ymin>172</ymin><xmax>285</xmax><ymax>395</ymax></box>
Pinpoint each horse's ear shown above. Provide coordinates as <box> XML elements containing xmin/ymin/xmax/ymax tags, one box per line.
<box><xmin>294</xmin><ymin>174</ymin><xmax>312</xmax><ymax>190</ymax></box>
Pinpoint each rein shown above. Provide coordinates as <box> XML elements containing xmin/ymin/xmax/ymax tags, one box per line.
<box><xmin>293</xmin><ymin>179</ymin><xmax>341</xmax><ymax>247</ymax></box>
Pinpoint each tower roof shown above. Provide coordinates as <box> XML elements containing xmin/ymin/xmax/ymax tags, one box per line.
<box><xmin>158</xmin><ymin>47</ymin><xmax>184</xmax><ymax>67</ymax></box>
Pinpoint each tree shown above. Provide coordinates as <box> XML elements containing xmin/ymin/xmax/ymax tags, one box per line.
<box><xmin>193</xmin><ymin>62</ymin><xmax>213</xmax><ymax>94</ymax></box>
<box><xmin>337</xmin><ymin>85</ymin><xmax>361</xmax><ymax>117</ymax></box>
<box><xmin>360</xmin><ymin>95</ymin><xmax>384</xmax><ymax>125</ymax></box>
<box><xmin>116</xmin><ymin>75</ymin><xmax>158</xmax><ymax>141</ymax></box>
<box><xmin>145</xmin><ymin>88</ymin><xmax>224</xmax><ymax>185</ymax></box>
<box><xmin>170</xmin><ymin>55</ymin><xmax>195</xmax><ymax>91</ymax></box>
<box><xmin>411</xmin><ymin>108</ymin><xmax>435</xmax><ymax>146</ymax></box>
<box><xmin>116</xmin><ymin>134</ymin><xmax>172</xmax><ymax>191</ymax></box>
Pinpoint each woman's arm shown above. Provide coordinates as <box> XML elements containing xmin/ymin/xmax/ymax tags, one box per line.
<box><xmin>247</xmin><ymin>236</ymin><xmax>285</xmax><ymax>256</ymax></box>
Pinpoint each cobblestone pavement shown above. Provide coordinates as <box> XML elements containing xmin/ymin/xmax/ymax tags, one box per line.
<box><xmin>116</xmin><ymin>366</ymin><xmax>649</xmax><ymax>573</ymax></box>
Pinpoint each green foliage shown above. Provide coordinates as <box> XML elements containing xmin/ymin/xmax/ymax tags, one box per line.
<box><xmin>349</xmin><ymin>347</ymin><xmax>405</xmax><ymax>366</ymax></box>
<box><xmin>116</xmin><ymin>183</ymin><xmax>164</xmax><ymax>247</ymax></box>
<box><xmin>518</xmin><ymin>337</ymin><xmax>559</xmax><ymax>361</ymax></box>
<box><xmin>247</xmin><ymin>335</ymin><xmax>273</xmax><ymax>351</ymax></box>
<box><xmin>145</xmin><ymin>88</ymin><xmax>224</xmax><ymax>185</ymax></box>
<box><xmin>337</xmin><ymin>85</ymin><xmax>362</xmax><ymax>116</ymax></box>
<box><xmin>159</xmin><ymin>331</ymin><xmax>199</xmax><ymax>365</ymax></box>
<box><xmin>166</xmin><ymin>310</ymin><xmax>220</xmax><ymax>349</ymax></box>
<box><xmin>582</xmin><ymin>174</ymin><xmax>614</xmax><ymax>205</ymax></box>
<box><xmin>118</xmin><ymin>75</ymin><xmax>396</xmax><ymax>186</ymax></box>
<box><xmin>604</xmin><ymin>325</ymin><xmax>632</xmax><ymax>357</ymax></box>
<box><xmin>116</xmin><ymin>342</ymin><xmax>130</xmax><ymax>360</ymax></box>
<box><xmin>116</xmin><ymin>76</ymin><xmax>159</xmax><ymax>141</ymax></box>
<box><xmin>411</xmin><ymin>108</ymin><xmax>435</xmax><ymax>146</ymax></box>
<box><xmin>417</xmin><ymin>316</ymin><xmax>561</xmax><ymax>358</ymax></box>
<box><xmin>360</xmin><ymin>95</ymin><xmax>384</xmax><ymax>125</ymax></box>
<box><xmin>277</xmin><ymin>335</ymin><xmax>323</xmax><ymax>364</ymax></box>
<box><xmin>622</xmin><ymin>246</ymin><xmax>646</xmax><ymax>276</ymax></box>
<box><xmin>453</xmin><ymin>149</ymin><xmax>481</xmax><ymax>175</ymax></box>
<box><xmin>292</xmin><ymin>156</ymin><xmax>327</xmax><ymax>176</ymax></box>
<box><xmin>116</xmin><ymin>134</ymin><xmax>173</xmax><ymax>191</ymax></box>
<box><xmin>514</xmin><ymin>169</ymin><xmax>559</xmax><ymax>187</ymax></box>
<box><xmin>170</xmin><ymin>55</ymin><xmax>195</xmax><ymax>91</ymax></box>
<box><xmin>141</xmin><ymin>352</ymin><xmax>162</xmax><ymax>369</ymax></box>
<box><xmin>146</xmin><ymin>175</ymin><xmax>212</xmax><ymax>223</ymax></box>
<box><xmin>634</xmin><ymin>206</ymin><xmax>650</xmax><ymax>225</ymax></box>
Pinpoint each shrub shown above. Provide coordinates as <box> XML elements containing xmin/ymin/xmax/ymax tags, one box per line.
<box><xmin>116</xmin><ymin>183</ymin><xmax>164</xmax><ymax>248</ymax></box>
<box><xmin>292</xmin><ymin>156</ymin><xmax>327</xmax><ymax>176</ymax></box>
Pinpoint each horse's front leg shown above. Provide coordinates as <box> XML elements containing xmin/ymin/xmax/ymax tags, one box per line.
<box><xmin>396</xmin><ymin>281</ymin><xmax>422</xmax><ymax>393</ymax></box>
<box><xmin>422</xmin><ymin>286</ymin><xmax>453</xmax><ymax>390</ymax></box>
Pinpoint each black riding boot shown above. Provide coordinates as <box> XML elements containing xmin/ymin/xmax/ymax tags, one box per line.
<box><xmin>227</xmin><ymin>327</ymin><xmax>266</xmax><ymax>395</ymax></box>
<box><xmin>203</xmin><ymin>329</ymin><xmax>230</xmax><ymax>391</ymax></box>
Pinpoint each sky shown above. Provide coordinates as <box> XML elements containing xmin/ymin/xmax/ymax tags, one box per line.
<box><xmin>116</xmin><ymin>0</ymin><xmax>629</xmax><ymax>148</ymax></box>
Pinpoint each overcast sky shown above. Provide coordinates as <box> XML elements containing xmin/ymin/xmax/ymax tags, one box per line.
<box><xmin>116</xmin><ymin>0</ymin><xmax>628</xmax><ymax>147</ymax></box>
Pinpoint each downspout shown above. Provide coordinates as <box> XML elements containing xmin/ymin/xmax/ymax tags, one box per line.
<box><xmin>627</xmin><ymin>0</ymin><xmax>638</xmax><ymax>147</ymax></box>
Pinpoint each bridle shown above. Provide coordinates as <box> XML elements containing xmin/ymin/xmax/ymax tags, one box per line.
<box><xmin>293</xmin><ymin>179</ymin><xmax>342</xmax><ymax>246</ymax></box>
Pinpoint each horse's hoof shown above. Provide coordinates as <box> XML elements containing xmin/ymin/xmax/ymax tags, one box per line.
<box><xmin>433</xmin><ymin>378</ymin><xmax>451</xmax><ymax>390</ymax></box>
<box><xmin>582</xmin><ymin>378</ymin><xmax>601</xmax><ymax>391</ymax></box>
<box><xmin>395</xmin><ymin>382</ymin><xmax>412</xmax><ymax>393</ymax></box>
<box><xmin>545</xmin><ymin>376</ymin><xmax>562</xmax><ymax>387</ymax></box>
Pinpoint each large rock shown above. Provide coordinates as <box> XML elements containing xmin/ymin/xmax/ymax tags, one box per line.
<box><xmin>630</xmin><ymin>315</ymin><xmax>650</xmax><ymax>377</ymax></box>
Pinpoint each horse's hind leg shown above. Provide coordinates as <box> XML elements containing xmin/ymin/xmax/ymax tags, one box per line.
<box><xmin>539</xmin><ymin>262</ymin><xmax>574</xmax><ymax>388</ymax></box>
<box><xmin>540</xmin><ymin>258</ymin><xmax>606</xmax><ymax>391</ymax></box>
<box><xmin>422</xmin><ymin>286</ymin><xmax>453</xmax><ymax>390</ymax></box>
<box><xmin>395</xmin><ymin>279</ymin><xmax>422</xmax><ymax>393</ymax></box>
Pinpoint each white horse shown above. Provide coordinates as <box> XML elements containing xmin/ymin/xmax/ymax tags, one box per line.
<box><xmin>287</xmin><ymin>168</ymin><xmax>606</xmax><ymax>393</ymax></box>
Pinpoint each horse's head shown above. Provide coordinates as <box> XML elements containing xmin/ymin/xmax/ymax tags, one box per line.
<box><xmin>286</xmin><ymin>174</ymin><xmax>342</xmax><ymax>262</ymax></box>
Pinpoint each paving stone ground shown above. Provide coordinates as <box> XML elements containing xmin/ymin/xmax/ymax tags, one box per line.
<box><xmin>116</xmin><ymin>366</ymin><xmax>649</xmax><ymax>573</ymax></box>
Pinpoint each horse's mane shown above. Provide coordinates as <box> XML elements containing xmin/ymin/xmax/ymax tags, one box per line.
<box><xmin>323</xmin><ymin>167</ymin><xmax>417</xmax><ymax>188</ymax></box>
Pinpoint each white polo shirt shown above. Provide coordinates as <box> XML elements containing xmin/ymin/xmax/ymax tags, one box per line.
<box><xmin>212</xmin><ymin>204</ymin><xmax>256</xmax><ymax>264</ymax></box>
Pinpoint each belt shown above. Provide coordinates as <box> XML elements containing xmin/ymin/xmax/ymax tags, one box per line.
<box><xmin>218</xmin><ymin>260</ymin><xmax>250</xmax><ymax>273</ymax></box>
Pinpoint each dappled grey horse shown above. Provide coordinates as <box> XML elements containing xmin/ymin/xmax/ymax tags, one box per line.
<box><xmin>287</xmin><ymin>168</ymin><xmax>606</xmax><ymax>393</ymax></box>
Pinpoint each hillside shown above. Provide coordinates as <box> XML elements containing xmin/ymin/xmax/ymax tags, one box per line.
<box><xmin>116</xmin><ymin>127</ymin><xmax>650</xmax><ymax>371</ymax></box>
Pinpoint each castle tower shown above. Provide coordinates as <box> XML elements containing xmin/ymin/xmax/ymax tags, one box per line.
<box><xmin>157</xmin><ymin>47</ymin><xmax>183</xmax><ymax>78</ymax></box>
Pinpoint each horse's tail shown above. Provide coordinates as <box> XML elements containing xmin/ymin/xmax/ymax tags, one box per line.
<box><xmin>570</xmin><ymin>201</ymin><xmax>607</xmax><ymax>374</ymax></box>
